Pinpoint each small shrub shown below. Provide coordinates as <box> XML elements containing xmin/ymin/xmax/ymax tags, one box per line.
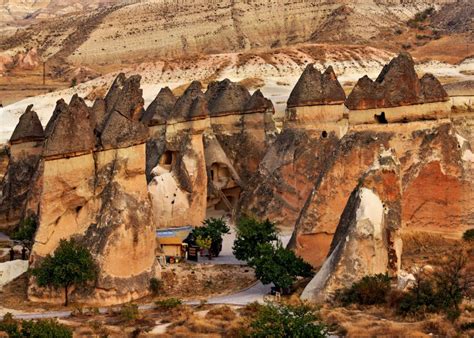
<box><xmin>155</xmin><ymin>298</ymin><xmax>182</xmax><ymax>310</ymax></box>
<box><xmin>0</xmin><ymin>316</ymin><xmax>73</xmax><ymax>338</ymax></box>
<box><xmin>149</xmin><ymin>277</ymin><xmax>162</xmax><ymax>295</ymax></box>
<box><xmin>463</xmin><ymin>229</ymin><xmax>474</xmax><ymax>241</ymax></box>
<box><xmin>205</xmin><ymin>306</ymin><xmax>236</xmax><ymax>321</ymax></box>
<box><xmin>120</xmin><ymin>303</ymin><xmax>139</xmax><ymax>322</ymax></box>
<box><xmin>460</xmin><ymin>321</ymin><xmax>474</xmax><ymax>331</ymax></box>
<box><xmin>21</xmin><ymin>319</ymin><xmax>72</xmax><ymax>337</ymax></box>
<box><xmin>248</xmin><ymin>302</ymin><xmax>328</xmax><ymax>337</ymax></box>
<box><xmin>396</xmin><ymin>250</ymin><xmax>473</xmax><ymax>321</ymax></box>
<box><xmin>0</xmin><ymin>313</ymin><xmax>19</xmax><ymax>337</ymax></box>
<box><xmin>335</xmin><ymin>273</ymin><xmax>391</xmax><ymax>306</ymax></box>
<box><xmin>11</xmin><ymin>217</ymin><xmax>37</xmax><ymax>242</ymax></box>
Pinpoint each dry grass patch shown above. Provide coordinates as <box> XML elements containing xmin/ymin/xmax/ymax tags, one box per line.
<box><xmin>205</xmin><ymin>306</ymin><xmax>237</xmax><ymax>321</ymax></box>
<box><xmin>238</xmin><ymin>77</ymin><xmax>265</xmax><ymax>90</ymax></box>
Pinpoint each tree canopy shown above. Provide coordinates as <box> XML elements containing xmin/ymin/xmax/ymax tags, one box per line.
<box><xmin>232</xmin><ymin>216</ymin><xmax>278</xmax><ymax>261</ymax></box>
<box><xmin>32</xmin><ymin>239</ymin><xmax>97</xmax><ymax>306</ymax></box>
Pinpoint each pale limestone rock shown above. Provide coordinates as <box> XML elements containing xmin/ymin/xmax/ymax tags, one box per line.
<box><xmin>397</xmin><ymin>270</ymin><xmax>416</xmax><ymax>291</ymax></box>
<box><xmin>0</xmin><ymin>260</ymin><xmax>28</xmax><ymax>288</ymax></box>
<box><xmin>301</xmin><ymin>150</ymin><xmax>402</xmax><ymax>302</ymax></box>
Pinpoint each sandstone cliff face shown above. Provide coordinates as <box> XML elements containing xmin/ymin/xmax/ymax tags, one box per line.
<box><xmin>292</xmin><ymin>121</ymin><xmax>473</xmax><ymax>267</ymax></box>
<box><xmin>207</xmin><ymin>80</ymin><xmax>277</xmax><ymax>185</ymax></box>
<box><xmin>147</xmin><ymin>82</ymin><xmax>209</xmax><ymax>228</ymax></box>
<box><xmin>29</xmin><ymin>74</ymin><xmax>159</xmax><ymax>306</ymax></box>
<box><xmin>0</xmin><ymin>105</ymin><xmax>44</xmax><ymax>230</ymax></box>
<box><xmin>239</xmin><ymin>66</ymin><xmax>346</xmax><ymax>228</ymax></box>
<box><xmin>301</xmin><ymin>149</ymin><xmax>402</xmax><ymax>302</ymax></box>
<box><xmin>240</xmin><ymin>52</ymin><xmax>473</xmax><ymax>269</ymax></box>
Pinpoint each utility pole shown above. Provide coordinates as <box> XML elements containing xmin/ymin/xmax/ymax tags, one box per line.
<box><xmin>42</xmin><ymin>61</ymin><xmax>46</xmax><ymax>86</ymax></box>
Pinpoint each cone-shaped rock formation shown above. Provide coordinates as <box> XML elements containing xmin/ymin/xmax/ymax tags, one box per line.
<box><xmin>346</xmin><ymin>52</ymin><xmax>449</xmax><ymax>110</ymax></box>
<box><xmin>10</xmin><ymin>105</ymin><xmax>44</xmax><ymax>144</ymax></box>
<box><xmin>141</xmin><ymin>87</ymin><xmax>176</xmax><ymax>126</ymax></box>
<box><xmin>287</xmin><ymin>65</ymin><xmax>346</xmax><ymax>107</ymax></box>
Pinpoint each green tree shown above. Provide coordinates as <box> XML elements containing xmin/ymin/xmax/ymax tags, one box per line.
<box><xmin>32</xmin><ymin>239</ymin><xmax>97</xmax><ymax>306</ymax></box>
<box><xmin>249</xmin><ymin>242</ymin><xmax>313</xmax><ymax>292</ymax></box>
<box><xmin>249</xmin><ymin>302</ymin><xmax>328</xmax><ymax>338</ymax></box>
<box><xmin>232</xmin><ymin>216</ymin><xmax>278</xmax><ymax>261</ymax></box>
<box><xmin>11</xmin><ymin>217</ymin><xmax>37</xmax><ymax>243</ymax></box>
<box><xmin>192</xmin><ymin>217</ymin><xmax>230</xmax><ymax>257</ymax></box>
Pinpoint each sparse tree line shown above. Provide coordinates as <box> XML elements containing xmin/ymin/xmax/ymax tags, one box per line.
<box><xmin>2</xmin><ymin>215</ymin><xmax>473</xmax><ymax>336</ymax></box>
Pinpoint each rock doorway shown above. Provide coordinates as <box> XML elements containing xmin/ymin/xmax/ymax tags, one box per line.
<box><xmin>374</xmin><ymin>112</ymin><xmax>388</xmax><ymax>124</ymax></box>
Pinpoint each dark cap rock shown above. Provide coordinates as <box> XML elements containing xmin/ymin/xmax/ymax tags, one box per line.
<box><xmin>99</xmin><ymin>74</ymin><xmax>149</xmax><ymax>149</ymax></box>
<box><xmin>141</xmin><ymin>87</ymin><xmax>176</xmax><ymax>126</ymax></box>
<box><xmin>43</xmin><ymin>95</ymin><xmax>95</xmax><ymax>158</ymax></box>
<box><xmin>244</xmin><ymin>90</ymin><xmax>274</xmax><ymax>113</ymax></box>
<box><xmin>420</xmin><ymin>73</ymin><xmax>449</xmax><ymax>103</ymax></box>
<box><xmin>169</xmin><ymin>81</ymin><xmax>206</xmax><ymax>123</ymax></box>
<box><xmin>346</xmin><ymin>52</ymin><xmax>448</xmax><ymax>110</ymax></box>
<box><xmin>205</xmin><ymin>79</ymin><xmax>251</xmax><ymax>116</ymax></box>
<box><xmin>287</xmin><ymin>64</ymin><xmax>346</xmax><ymax>107</ymax></box>
<box><xmin>10</xmin><ymin>105</ymin><xmax>44</xmax><ymax>144</ymax></box>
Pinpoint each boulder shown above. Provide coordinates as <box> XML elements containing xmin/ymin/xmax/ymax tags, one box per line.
<box><xmin>0</xmin><ymin>260</ymin><xmax>29</xmax><ymax>288</ymax></box>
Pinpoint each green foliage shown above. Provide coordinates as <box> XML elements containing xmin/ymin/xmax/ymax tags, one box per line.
<box><xmin>120</xmin><ymin>303</ymin><xmax>139</xmax><ymax>322</ymax></box>
<box><xmin>11</xmin><ymin>217</ymin><xmax>37</xmax><ymax>242</ymax></box>
<box><xmin>192</xmin><ymin>217</ymin><xmax>230</xmax><ymax>257</ymax></box>
<box><xmin>70</xmin><ymin>78</ymin><xmax>77</xmax><ymax>87</ymax></box>
<box><xmin>460</xmin><ymin>321</ymin><xmax>474</xmax><ymax>331</ymax></box>
<box><xmin>0</xmin><ymin>313</ymin><xmax>20</xmax><ymax>337</ymax></box>
<box><xmin>20</xmin><ymin>319</ymin><xmax>72</xmax><ymax>337</ymax></box>
<box><xmin>396</xmin><ymin>250</ymin><xmax>472</xmax><ymax>321</ymax></box>
<box><xmin>336</xmin><ymin>274</ymin><xmax>391</xmax><ymax>306</ymax></box>
<box><xmin>196</xmin><ymin>235</ymin><xmax>212</xmax><ymax>250</ymax></box>
<box><xmin>155</xmin><ymin>298</ymin><xmax>182</xmax><ymax>310</ymax></box>
<box><xmin>248</xmin><ymin>302</ymin><xmax>328</xmax><ymax>338</ymax></box>
<box><xmin>463</xmin><ymin>229</ymin><xmax>474</xmax><ymax>241</ymax></box>
<box><xmin>407</xmin><ymin>7</ymin><xmax>435</xmax><ymax>28</ymax></box>
<box><xmin>31</xmin><ymin>239</ymin><xmax>97</xmax><ymax>306</ymax></box>
<box><xmin>232</xmin><ymin>216</ymin><xmax>278</xmax><ymax>261</ymax></box>
<box><xmin>0</xmin><ymin>314</ymin><xmax>72</xmax><ymax>338</ymax></box>
<box><xmin>249</xmin><ymin>243</ymin><xmax>313</xmax><ymax>291</ymax></box>
<box><xmin>149</xmin><ymin>277</ymin><xmax>162</xmax><ymax>295</ymax></box>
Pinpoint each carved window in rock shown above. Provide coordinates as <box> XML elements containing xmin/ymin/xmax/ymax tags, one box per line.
<box><xmin>159</xmin><ymin>151</ymin><xmax>177</xmax><ymax>171</ymax></box>
<box><xmin>374</xmin><ymin>112</ymin><xmax>388</xmax><ymax>124</ymax></box>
